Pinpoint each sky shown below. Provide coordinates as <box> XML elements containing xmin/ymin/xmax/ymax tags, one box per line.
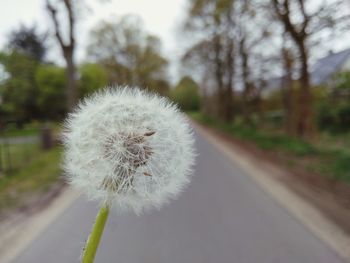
<box><xmin>0</xmin><ymin>0</ymin><xmax>350</xmax><ymax>83</ymax></box>
<box><xmin>0</xmin><ymin>0</ymin><xmax>188</xmax><ymax>82</ymax></box>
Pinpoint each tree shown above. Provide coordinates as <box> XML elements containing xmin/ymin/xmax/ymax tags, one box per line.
<box><xmin>0</xmin><ymin>51</ymin><xmax>39</xmax><ymax>122</ymax></box>
<box><xmin>281</xmin><ymin>44</ymin><xmax>295</xmax><ymax>134</ymax></box>
<box><xmin>146</xmin><ymin>79</ymin><xmax>170</xmax><ymax>97</ymax></box>
<box><xmin>271</xmin><ymin>0</ymin><xmax>348</xmax><ymax>138</ymax></box>
<box><xmin>333</xmin><ymin>71</ymin><xmax>350</xmax><ymax>99</ymax></box>
<box><xmin>35</xmin><ymin>65</ymin><xmax>66</xmax><ymax>120</ymax></box>
<box><xmin>46</xmin><ymin>0</ymin><xmax>77</xmax><ymax>111</ymax></box>
<box><xmin>171</xmin><ymin>76</ymin><xmax>200</xmax><ymax>111</ymax></box>
<box><xmin>234</xmin><ymin>0</ymin><xmax>273</xmax><ymax>125</ymax></box>
<box><xmin>0</xmin><ymin>25</ymin><xmax>48</xmax><ymax>122</ymax></box>
<box><xmin>87</xmin><ymin>15</ymin><xmax>169</xmax><ymax>94</ymax></box>
<box><xmin>79</xmin><ymin>63</ymin><xmax>108</xmax><ymax>97</ymax></box>
<box><xmin>7</xmin><ymin>25</ymin><xmax>47</xmax><ymax>62</ymax></box>
<box><xmin>182</xmin><ymin>0</ymin><xmax>235</xmax><ymax>122</ymax></box>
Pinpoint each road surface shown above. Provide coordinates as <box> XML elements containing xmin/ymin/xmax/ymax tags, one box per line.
<box><xmin>13</xmin><ymin>131</ymin><xmax>346</xmax><ymax>263</ymax></box>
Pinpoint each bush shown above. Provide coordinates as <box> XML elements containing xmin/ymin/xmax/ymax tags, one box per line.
<box><xmin>79</xmin><ymin>63</ymin><xmax>108</xmax><ymax>97</ymax></box>
<box><xmin>190</xmin><ymin>112</ymin><xmax>350</xmax><ymax>182</ymax></box>
<box><xmin>0</xmin><ymin>51</ymin><xmax>39</xmax><ymax>122</ymax></box>
<box><xmin>35</xmin><ymin>65</ymin><xmax>66</xmax><ymax>120</ymax></box>
<box><xmin>317</xmin><ymin>102</ymin><xmax>350</xmax><ymax>133</ymax></box>
<box><xmin>171</xmin><ymin>76</ymin><xmax>200</xmax><ymax>111</ymax></box>
<box><xmin>191</xmin><ymin>112</ymin><xmax>315</xmax><ymax>156</ymax></box>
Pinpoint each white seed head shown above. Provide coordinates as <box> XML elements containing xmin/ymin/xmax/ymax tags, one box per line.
<box><xmin>62</xmin><ymin>87</ymin><xmax>195</xmax><ymax>213</ymax></box>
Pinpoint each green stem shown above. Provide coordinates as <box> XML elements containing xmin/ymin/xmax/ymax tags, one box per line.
<box><xmin>82</xmin><ymin>203</ymin><xmax>110</xmax><ymax>263</ymax></box>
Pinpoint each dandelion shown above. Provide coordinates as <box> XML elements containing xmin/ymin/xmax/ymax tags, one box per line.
<box><xmin>62</xmin><ymin>87</ymin><xmax>195</xmax><ymax>263</ymax></box>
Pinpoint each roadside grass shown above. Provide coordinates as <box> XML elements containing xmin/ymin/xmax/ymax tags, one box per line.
<box><xmin>0</xmin><ymin>143</ymin><xmax>40</xmax><ymax>172</ymax></box>
<box><xmin>190</xmin><ymin>112</ymin><xmax>350</xmax><ymax>182</ymax></box>
<box><xmin>1</xmin><ymin>121</ymin><xmax>61</xmax><ymax>138</ymax></box>
<box><xmin>2</xmin><ymin>127</ymin><xmax>39</xmax><ymax>137</ymax></box>
<box><xmin>0</xmin><ymin>121</ymin><xmax>62</xmax><ymax>172</ymax></box>
<box><xmin>0</xmin><ymin>146</ymin><xmax>62</xmax><ymax>214</ymax></box>
<box><xmin>2</xmin><ymin>123</ymin><xmax>40</xmax><ymax>137</ymax></box>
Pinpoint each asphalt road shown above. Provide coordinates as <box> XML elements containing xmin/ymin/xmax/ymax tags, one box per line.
<box><xmin>13</xmin><ymin>131</ymin><xmax>346</xmax><ymax>263</ymax></box>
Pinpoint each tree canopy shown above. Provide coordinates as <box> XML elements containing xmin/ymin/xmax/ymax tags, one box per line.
<box><xmin>87</xmin><ymin>15</ymin><xmax>169</xmax><ymax>95</ymax></box>
<box><xmin>7</xmin><ymin>25</ymin><xmax>47</xmax><ymax>62</ymax></box>
<box><xmin>171</xmin><ymin>76</ymin><xmax>200</xmax><ymax>111</ymax></box>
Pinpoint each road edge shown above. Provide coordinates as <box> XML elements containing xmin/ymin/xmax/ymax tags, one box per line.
<box><xmin>0</xmin><ymin>187</ymin><xmax>80</xmax><ymax>263</ymax></box>
<box><xmin>193</xmin><ymin>121</ymin><xmax>350</xmax><ymax>262</ymax></box>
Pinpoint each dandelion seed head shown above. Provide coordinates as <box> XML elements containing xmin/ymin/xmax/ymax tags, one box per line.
<box><xmin>62</xmin><ymin>86</ymin><xmax>195</xmax><ymax>213</ymax></box>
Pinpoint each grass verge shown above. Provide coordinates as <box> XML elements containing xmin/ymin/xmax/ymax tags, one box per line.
<box><xmin>190</xmin><ymin>112</ymin><xmax>350</xmax><ymax>182</ymax></box>
<box><xmin>0</xmin><ymin>143</ymin><xmax>40</xmax><ymax>172</ymax></box>
<box><xmin>0</xmin><ymin>147</ymin><xmax>62</xmax><ymax>216</ymax></box>
<box><xmin>1</xmin><ymin>121</ymin><xmax>62</xmax><ymax>138</ymax></box>
<box><xmin>2</xmin><ymin>128</ymin><xmax>39</xmax><ymax>138</ymax></box>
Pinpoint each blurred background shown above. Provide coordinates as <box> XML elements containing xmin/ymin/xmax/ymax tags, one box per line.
<box><xmin>0</xmin><ymin>0</ymin><xmax>350</xmax><ymax>222</ymax></box>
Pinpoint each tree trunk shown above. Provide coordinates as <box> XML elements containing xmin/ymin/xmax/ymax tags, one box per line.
<box><xmin>223</xmin><ymin>39</ymin><xmax>235</xmax><ymax>123</ymax></box>
<box><xmin>255</xmin><ymin>82</ymin><xmax>265</xmax><ymax>124</ymax></box>
<box><xmin>221</xmin><ymin>5</ymin><xmax>235</xmax><ymax>123</ymax></box>
<box><xmin>214</xmin><ymin>35</ymin><xmax>227</xmax><ymax>121</ymax></box>
<box><xmin>281</xmin><ymin>48</ymin><xmax>294</xmax><ymax>134</ymax></box>
<box><xmin>223</xmin><ymin>85</ymin><xmax>234</xmax><ymax>122</ymax></box>
<box><xmin>239</xmin><ymin>37</ymin><xmax>252</xmax><ymax>126</ymax></box>
<box><xmin>297</xmin><ymin>43</ymin><xmax>313</xmax><ymax>138</ymax></box>
<box><xmin>271</xmin><ymin>0</ymin><xmax>314</xmax><ymax>138</ymax></box>
<box><xmin>64</xmin><ymin>49</ymin><xmax>77</xmax><ymax>111</ymax></box>
<box><xmin>46</xmin><ymin>0</ymin><xmax>77</xmax><ymax>112</ymax></box>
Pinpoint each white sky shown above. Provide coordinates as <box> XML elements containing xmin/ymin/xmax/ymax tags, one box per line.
<box><xmin>0</xmin><ymin>0</ymin><xmax>188</xmax><ymax>82</ymax></box>
<box><xmin>0</xmin><ymin>0</ymin><xmax>349</xmax><ymax>83</ymax></box>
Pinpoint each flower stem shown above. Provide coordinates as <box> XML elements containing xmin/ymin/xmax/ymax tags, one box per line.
<box><xmin>82</xmin><ymin>203</ymin><xmax>110</xmax><ymax>263</ymax></box>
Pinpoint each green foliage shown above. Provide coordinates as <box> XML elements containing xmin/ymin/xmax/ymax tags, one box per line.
<box><xmin>171</xmin><ymin>76</ymin><xmax>200</xmax><ymax>111</ymax></box>
<box><xmin>333</xmin><ymin>71</ymin><xmax>350</xmax><ymax>93</ymax></box>
<box><xmin>263</xmin><ymin>84</ymin><xmax>333</xmax><ymax>132</ymax></box>
<box><xmin>319</xmin><ymin>149</ymin><xmax>350</xmax><ymax>181</ymax></box>
<box><xmin>0</xmin><ymin>51</ymin><xmax>39</xmax><ymax>122</ymax></box>
<box><xmin>316</xmin><ymin>72</ymin><xmax>350</xmax><ymax>133</ymax></box>
<box><xmin>0</xmin><ymin>51</ymin><xmax>66</xmax><ymax>122</ymax></box>
<box><xmin>7</xmin><ymin>25</ymin><xmax>47</xmax><ymax>62</ymax></box>
<box><xmin>191</xmin><ymin>112</ymin><xmax>314</xmax><ymax>156</ymax></box>
<box><xmin>0</xmin><ymin>25</ymin><xmax>48</xmax><ymax>122</ymax></box>
<box><xmin>2</xmin><ymin>126</ymin><xmax>38</xmax><ymax>137</ymax></box>
<box><xmin>317</xmin><ymin>102</ymin><xmax>350</xmax><ymax>133</ymax></box>
<box><xmin>263</xmin><ymin>110</ymin><xmax>285</xmax><ymax>128</ymax></box>
<box><xmin>79</xmin><ymin>63</ymin><xmax>108</xmax><ymax>97</ymax></box>
<box><xmin>35</xmin><ymin>65</ymin><xmax>66</xmax><ymax>120</ymax></box>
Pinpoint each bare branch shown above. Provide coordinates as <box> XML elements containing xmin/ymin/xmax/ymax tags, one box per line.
<box><xmin>272</xmin><ymin>0</ymin><xmax>303</xmax><ymax>42</ymax></box>
<box><xmin>63</xmin><ymin>0</ymin><xmax>75</xmax><ymax>47</ymax></box>
<box><xmin>297</xmin><ymin>0</ymin><xmax>310</xmax><ymax>35</ymax></box>
<box><xmin>46</xmin><ymin>0</ymin><xmax>66</xmax><ymax>49</ymax></box>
